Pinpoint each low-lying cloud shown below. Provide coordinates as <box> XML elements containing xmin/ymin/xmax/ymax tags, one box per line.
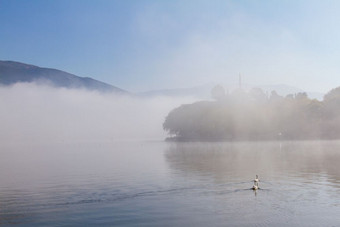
<box><xmin>0</xmin><ymin>83</ymin><xmax>195</xmax><ymax>143</ymax></box>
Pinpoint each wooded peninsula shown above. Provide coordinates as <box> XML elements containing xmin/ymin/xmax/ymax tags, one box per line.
<box><xmin>163</xmin><ymin>86</ymin><xmax>340</xmax><ymax>141</ymax></box>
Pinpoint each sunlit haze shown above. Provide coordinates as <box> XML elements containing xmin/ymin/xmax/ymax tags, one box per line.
<box><xmin>3</xmin><ymin>1</ymin><xmax>340</xmax><ymax>226</ymax></box>
<box><xmin>1</xmin><ymin>0</ymin><xmax>340</xmax><ymax>92</ymax></box>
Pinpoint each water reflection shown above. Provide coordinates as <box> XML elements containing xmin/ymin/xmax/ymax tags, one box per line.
<box><xmin>164</xmin><ymin>141</ymin><xmax>340</xmax><ymax>226</ymax></box>
<box><xmin>2</xmin><ymin>140</ymin><xmax>340</xmax><ymax>226</ymax></box>
<box><xmin>165</xmin><ymin>141</ymin><xmax>340</xmax><ymax>189</ymax></box>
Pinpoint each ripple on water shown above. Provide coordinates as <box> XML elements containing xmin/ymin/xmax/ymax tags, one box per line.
<box><xmin>2</xmin><ymin>141</ymin><xmax>340</xmax><ymax>226</ymax></box>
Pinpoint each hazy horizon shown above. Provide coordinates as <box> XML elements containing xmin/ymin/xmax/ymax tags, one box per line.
<box><xmin>0</xmin><ymin>82</ymin><xmax>197</xmax><ymax>143</ymax></box>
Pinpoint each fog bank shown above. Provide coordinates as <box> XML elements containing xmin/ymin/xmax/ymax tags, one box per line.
<box><xmin>0</xmin><ymin>83</ymin><xmax>195</xmax><ymax>143</ymax></box>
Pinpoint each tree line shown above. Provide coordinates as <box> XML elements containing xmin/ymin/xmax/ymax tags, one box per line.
<box><xmin>163</xmin><ymin>86</ymin><xmax>340</xmax><ymax>141</ymax></box>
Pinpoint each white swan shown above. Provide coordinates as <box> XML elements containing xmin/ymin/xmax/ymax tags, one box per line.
<box><xmin>252</xmin><ymin>175</ymin><xmax>259</xmax><ymax>190</ymax></box>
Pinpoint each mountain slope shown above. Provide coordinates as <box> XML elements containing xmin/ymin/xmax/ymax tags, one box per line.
<box><xmin>0</xmin><ymin>60</ymin><xmax>126</xmax><ymax>93</ymax></box>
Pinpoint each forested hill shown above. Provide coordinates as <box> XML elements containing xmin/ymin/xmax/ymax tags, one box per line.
<box><xmin>0</xmin><ymin>60</ymin><xmax>126</xmax><ymax>93</ymax></box>
<box><xmin>163</xmin><ymin>86</ymin><xmax>340</xmax><ymax>141</ymax></box>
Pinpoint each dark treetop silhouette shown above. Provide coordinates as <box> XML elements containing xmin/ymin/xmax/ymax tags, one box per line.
<box><xmin>163</xmin><ymin>86</ymin><xmax>340</xmax><ymax>141</ymax></box>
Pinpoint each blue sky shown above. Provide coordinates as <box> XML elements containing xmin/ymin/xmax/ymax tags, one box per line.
<box><xmin>1</xmin><ymin>0</ymin><xmax>340</xmax><ymax>92</ymax></box>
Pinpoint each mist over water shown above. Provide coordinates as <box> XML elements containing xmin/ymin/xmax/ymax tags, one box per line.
<box><xmin>0</xmin><ymin>83</ymin><xmax>195</xmax><ymax>143</ymax></box>
<box><xmin>4</xmin><ymin>0</ymin><xmax>340</xmax><ymax>225</ymax></box>
<box><xmin>2</xmin><ymin>140</ymin><xmax>340</xmax><ymax>226</ymax></box>
<box><xmin>2</xmin><ymin>83</ymin><xmax>340</xmax><ymax>226</ymax></box>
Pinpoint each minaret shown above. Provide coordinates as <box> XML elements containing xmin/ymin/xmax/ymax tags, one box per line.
<box><xmin>239</xmin><ymin>73</ymin><xmax>242</xmax><ymax>89</ymax></box>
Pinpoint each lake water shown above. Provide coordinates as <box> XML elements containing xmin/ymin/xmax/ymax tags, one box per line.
<box><xmin>1</xmin><ymin>140</ymin><xmax>340</xmax><ymax>226</ymax></box>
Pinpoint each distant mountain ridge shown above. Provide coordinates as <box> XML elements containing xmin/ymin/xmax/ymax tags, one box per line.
<box><xmin>0</xmin><ymin>60</ymin><xmax>126</xmax><ymax>93</ymax></box>
<box><xmin>0</xmin><ymin>60</ymin><xmax>325</xmax><ymax>100</ymax></box>
<box><xmin>138</xmin><ymin>84</ymin><xmax>213</xmax><ymax>99</ymax></box>
<box><xmin>140</xmin><ymin>83</ymin><xmax>324</xmax><ymax>100</ymax></box>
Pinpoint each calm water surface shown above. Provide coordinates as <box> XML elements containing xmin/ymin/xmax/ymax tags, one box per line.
<box><xmin>1</xmin><ymin>140</ymin><xmax>340</xmax><ymax>226</ymax></box>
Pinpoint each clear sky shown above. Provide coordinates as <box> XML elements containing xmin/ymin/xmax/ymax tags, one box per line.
<box><xmin>1</xmin><ymin>0</ymin><xmax>340</xmax><ymax>93</ymax></box>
